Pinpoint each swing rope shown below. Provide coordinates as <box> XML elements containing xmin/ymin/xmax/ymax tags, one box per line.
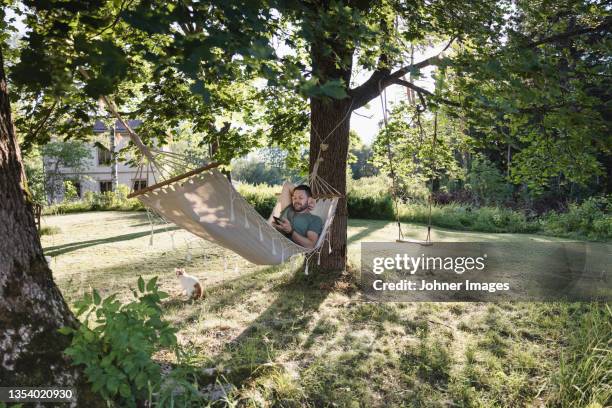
<box><xmin>424</xmin><ymin>110</ymin><xmax>438</xmax><ymax>244</ymax></box>
<box><xmin>378</xmin><ymin>80</ymin><xmax>404</xmax><ymax>241</ymax></box>
<box><xmin>379</xmin><ymin>81</ymin><xmax>437</xmax><ymax>245</ymax></box>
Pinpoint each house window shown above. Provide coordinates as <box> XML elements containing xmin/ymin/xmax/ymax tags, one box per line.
<box><xmin>97</xmin><ymin>146</ymin><xmax>112</xmax><ymax>166</ymax></box>
<box><xmin>73</xmin><ymin>182</ymin><xmax>82</xmax><ymax>198</ymax></box>
<box><xmin>133</xmin><ymin>179</ymin><xmax>147</xmax><ymax>191</ymax></box>
<box><xmin>99</xmin><ymin>181</ymin><xmax>113</xmax><ymax>193</ymax></box>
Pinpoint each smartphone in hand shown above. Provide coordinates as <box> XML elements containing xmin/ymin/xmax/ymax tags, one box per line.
<box><xmin>273</xmin><ymin>216</ymin><xmax>282</xmax><ymax>224</ymax></box>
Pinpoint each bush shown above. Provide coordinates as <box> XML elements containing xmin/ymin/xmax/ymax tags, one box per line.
<box><xmin>63</xmin><ymin>180</ymin><xmax>79</xmax><ymax>201</ymax></box>
<box><xmin>43</xmin><ymin>190</ymin><xmax>144</xmax><ymax>215</ymax></box>
<box><xmin>60</xmin><ymin>277</ymin><xmax>204</xmax><ymax>407</ymax></box>
<box><xmin>398</xmin><ymin>203</ymin><xmax>538</xmax><ymax>233</ymax></box>
<box><xmin>236</xmin><ymin>182</ymin><xmax>281</xmax><ymax>217</ymax></box>
<box><xmin>347</xmin><ymin>175</ymin><xmax>395</xmax><ymax>219</ymax></box>
<box><xmin>540</xmin><ymin>196</ymin><xmax>611</xmax><ymax>241</ymax></box>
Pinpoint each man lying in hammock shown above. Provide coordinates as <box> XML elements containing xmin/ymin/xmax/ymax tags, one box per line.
<box><xmin>271</xmin><ymin>184</ymin><xmax>323</xmax><ymax>248</ymax></box>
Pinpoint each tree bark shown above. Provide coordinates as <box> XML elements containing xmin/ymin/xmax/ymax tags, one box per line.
<box><xmin>0</xmin><ymin>48</ymin><xmax>104</xmax><ymax>406</ymax></box>
<box><xmin>310</xmin><ymin>98</ymin><xmax>352</xmax><ymax>271</ymax></box>
<box><xmin>309</xmin><ymin>28</ymin><xmax>354</xmax><ymax>271</ymax></box>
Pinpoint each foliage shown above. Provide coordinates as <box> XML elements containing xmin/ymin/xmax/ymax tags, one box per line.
<box><xmin>58</xmin><ymin>277</ymin><xmax>208</xmax><ymax>407</ymax></box>
<box><xmin>6</xmin><ymin>0</ymin><xmax>508</xmax><ymax>168</ymax></box>
<box><xmin>466</xmin><ymin>155</ymin><xmax>512</xmax><ymax>206</ymax></box>
<box><xmin>39</xmin><ymin>225</ymin><xmax>61</xmax><ymax>236</ymax></box>
<box><xmin>348</xmin><ymin>131</ymin><xmax>377</xmax><ymax>179</ymax></box>
<box><xmin>41</xmin><ymin>140</ymin><xmax>92</xmax><ymax>203</ymax></box>
<box><xmin>372</xmin><ymin>104</ymin><xmax>465</xmax><ymax>198</ymax></box>
<box><xmin>398</xmin><ymin>203</ymin><xmax>537</xmax><ymax>234</ymax></box>
<box><xmin>347</xmin><ymin>174</ymin><xmax>395</xmax><ymax>219</ymax></box>
<box><xmin>540</xmin><ymin>195</ymin><xmax>611</xmax><ymax>241</ymax></box>
<box><xmin>63</xmin><ymin>180</ymin><xmax>78</xmax><ymax>201</ymax></box>
<box><xmin>22</xmin><ymin>146</ymin><xmax>46</xmax><ymax>204</ymax></box>
<box><xmin>236</xmin><ymin>182</ymin><xmax>281</xmax><ymax>218</ymax></box>
<box><xmin>442</xmin><ymin>1</ymin><xmax>611</xmax><ymax>192</ymax></box>
<box><xmin>59</xmin><ymin>277</ymin><xmax>177</xmax><ymax>407</ymax></box>
<box><xmin>232</xmin><ymin>149</ymin><xmax>303</xmax><ymax>186</ymax></box>
<box><xmin>43</xmin><ymin>190</ymin><xmax>143</xmax><ymax>215</ymax></box>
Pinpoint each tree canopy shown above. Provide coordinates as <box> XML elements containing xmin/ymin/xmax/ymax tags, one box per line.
<box><xmin>2</xmin><ymin>0</ymin><xmax>610</xmax><ymax>268</ymax></box>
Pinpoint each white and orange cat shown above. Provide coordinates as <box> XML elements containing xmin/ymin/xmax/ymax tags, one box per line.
<box><xmin>175</xmin><ymin>267</ymin><xmax>203</xmax><ymax>300</ymax></box>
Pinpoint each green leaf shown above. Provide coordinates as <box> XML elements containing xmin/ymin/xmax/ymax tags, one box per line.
<box><xmin>146</xmin><ymin>276</ymin><xmax>158</xmax><ymax>292</ymax></box>
<box><xmin>319</xmin><ymin>79</ymin><xmax>348</xmax><ymax>99</ymax></box>
<box><xmin>106</xmin><ymin>376</ymin><xmax>119</xmax><ymax>394</ymax></box>
<box><xmin>57</xmin><ymin>326</ymin><xmax>73</xmax><ymax>335</ymax></box>
<box><xmin>119</xmin><ymin>383</ymin><xmax>131</xmax><ymax>398</ymax></box>
<box><xmin>93</xmin><ymin>289</ymin><xmax>101</xmax><ymax>305</ymax></box>
<box><xmin>137</xmin><ymin>276</ymin><xmax>145</xmax><ymax>293</ymax></box>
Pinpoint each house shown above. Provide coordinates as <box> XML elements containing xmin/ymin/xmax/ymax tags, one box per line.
<box><xmin>44</xmin><ymin>120</ymin><xmax>165</xmax><ymax>202</ymax></box>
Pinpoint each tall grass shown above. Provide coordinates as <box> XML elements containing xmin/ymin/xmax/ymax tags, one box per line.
<box><xmin>398</xmin><ymin>203</ymin><xmax>538</xmax><ymax>233</ymax></box>
<box><xmin>551</xmin><ymin>304</ymin><xmax>611</xmax><ymax>407</ymax></box>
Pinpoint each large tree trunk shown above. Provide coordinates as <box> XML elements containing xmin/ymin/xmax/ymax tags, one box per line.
<box><xmin>0</xmin><ymin>48</ymin><xmax>103</xmax><ymax>405</ymax></box>
<box><xmin>309</xmin><ymin>30</ymin><xmax>354</xmax><ymax>271</ymax></box>
<box><xmin>309</xmin><ymin>98</ymin><xmax>352</xmax><ymax>271</ymax></box>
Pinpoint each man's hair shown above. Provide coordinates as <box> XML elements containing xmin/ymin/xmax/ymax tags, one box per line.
<box><xmin>293</xmin><ymin>184</ymin><xmax>312</xmax><ymax>198</ymax></box>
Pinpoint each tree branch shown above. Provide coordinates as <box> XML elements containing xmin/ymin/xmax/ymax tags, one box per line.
<box><xmin>391</xmin><ymin>78</ymin><xmax>461</xmax><ymax>108</ymax></box>
<box><xmin>350</xmin><ymin>37</ymin><xmax>455</xmax><ymax>110</ymax></box>
<box><xmin>523</xmin><ymin>16</ymin><xmax>611</xmax><ymax>48</ymax></box>
<box><xmin>27</xmin><ymin>100</ymin><xmax>58</xmax><ymax>143</ymax></box>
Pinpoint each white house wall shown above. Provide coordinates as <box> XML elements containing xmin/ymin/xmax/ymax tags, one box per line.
<box><xmin>47</xmin><ymin>132</ymin><xmax>166</xmax><ymax>199</ymax></box>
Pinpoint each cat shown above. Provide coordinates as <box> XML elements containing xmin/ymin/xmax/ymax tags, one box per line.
<box><xmin>175</xmin><ymin>267</ymin><xmax>203</xmax><ymax>300</ymax></box>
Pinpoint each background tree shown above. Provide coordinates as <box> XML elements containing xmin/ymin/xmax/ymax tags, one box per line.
<box><xmin>41</xmin><ymin>140</ymin><xmax>92</xmax><ymax>203</ymax></box>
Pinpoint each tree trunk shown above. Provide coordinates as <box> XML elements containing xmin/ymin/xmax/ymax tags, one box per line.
<box><xmin>309</xmin><ymin>98</ymin><xmax>352</xmax><ymax>271</ymax></box>
<box><xmin>309</xmin><ymin>30</ymin><xmax>354</xmax><ymax>271</ymax></box>
<box><xmin>0</xmin><ymin>48</ymin><xmax>103</xmax><ymax>406</ymax></box>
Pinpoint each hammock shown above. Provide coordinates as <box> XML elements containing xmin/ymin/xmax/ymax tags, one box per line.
<box><xmin>137</xmin><ymin>168</ymin><xmax>339</xmax><ymax>265</ymax></box>
<box><xmin>87</xmin><ymin>73</ymin><xmax>345</xmax><ymax>268</ymax></box>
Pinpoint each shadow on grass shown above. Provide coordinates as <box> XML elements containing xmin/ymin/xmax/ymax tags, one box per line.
<box><xmin>196</xmin><ymin>266</ymin><xmax>336</xmax><ymax>385</ymax></box>
<box><xmin>347</xmin><ymin>220</ymin><xmax>387</xmax><ymax>245</ymax></box>
<box><xmin>44</xmin><ymin>226</ymin><xmax>180</xmax><ymax>257</ymax></box>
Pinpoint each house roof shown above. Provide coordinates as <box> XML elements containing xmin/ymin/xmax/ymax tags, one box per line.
<box><xmin>93</xmin><ymin>119</ymin><xmax>143</xmax><ymax>133</ymax></box>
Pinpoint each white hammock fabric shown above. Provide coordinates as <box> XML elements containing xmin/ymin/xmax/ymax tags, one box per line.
<box><xmin>138</xmin><ymin>169</ymin><xmax>339</xmax><ymax>265</ymax></box>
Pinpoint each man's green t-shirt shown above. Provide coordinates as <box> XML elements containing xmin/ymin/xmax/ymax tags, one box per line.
<box><xmin>279</xmin><ymin>206</ymin><xmax>323</xmax><ymax>239</ymax></box>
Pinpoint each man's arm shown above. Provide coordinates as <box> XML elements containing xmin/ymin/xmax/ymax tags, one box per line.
<box><xmin>273</xmin><ymin>218</ymin><xmax>319</xmax><ymax>248</ymax></box>
<box><xmin>289</xmin><ymin>230</ymin><xmax>319</xmax><ymax>249</ymax></box>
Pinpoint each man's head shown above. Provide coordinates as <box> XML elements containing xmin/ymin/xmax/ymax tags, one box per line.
<box><xmin>292</xmin><ymin>185</ymin><xmax>312</xmax><ymax>212</ymax></box>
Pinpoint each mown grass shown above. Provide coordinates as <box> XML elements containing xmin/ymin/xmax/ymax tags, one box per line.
<box><xmin>41</xmin><ymin>211</ymin><xmax>610</xmax><ymax>407</ymax></box>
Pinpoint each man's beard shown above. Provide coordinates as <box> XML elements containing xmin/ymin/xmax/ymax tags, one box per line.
<box><xmin>293</xmin><ymin>202</ymin><xmax>308</xmax><ymax>212</ymax></box>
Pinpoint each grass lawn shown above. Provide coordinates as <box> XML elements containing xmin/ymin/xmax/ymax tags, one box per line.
<box><xmin>41</xmin><ymin>211</ymin><xmax>610</xmax><ymax>407</ymax></box>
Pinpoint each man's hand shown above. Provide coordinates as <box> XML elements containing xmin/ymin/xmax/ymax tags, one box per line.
<box><xmin>307</xmin><ymin>197</ymin><xmax>316</xmax><ymax>211</ymax></box>
<box><xmin>273</xmin><ymin>218</ymin><xmax>292</xmax><ymax>234</ymax></box>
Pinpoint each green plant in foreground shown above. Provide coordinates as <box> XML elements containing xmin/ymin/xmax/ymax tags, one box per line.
<box><xmin>59</xmin><ymin>277</ymin><xmax>179</xmax><ymax>407</ymax></box>
<box><xmin>552</xmin><ymin>304</ymin><xmax>611</xmax><ymax>407</ymax></box>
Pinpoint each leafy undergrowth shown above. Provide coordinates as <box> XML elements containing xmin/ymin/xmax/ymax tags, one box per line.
<box><xmin>42</xmin><ymin>211</ymin><xmax>610</xmax><ymax>407</ymax></box>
